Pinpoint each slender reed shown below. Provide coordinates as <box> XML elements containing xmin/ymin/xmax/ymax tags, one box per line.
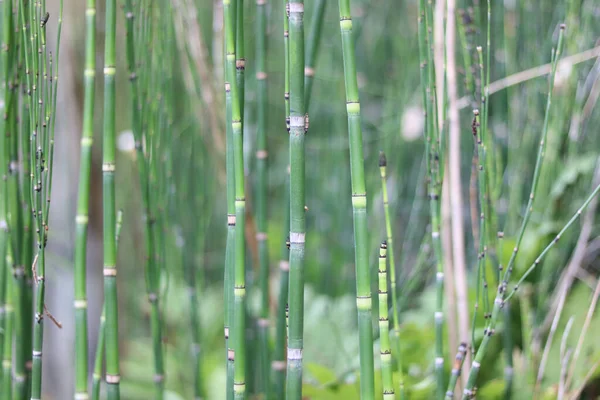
<box><xmin>418</xmin><ymin>0</ymin><xmax>445</xmax><ymax>394</ymax></box>
<box><xmin>73</xmin><ymin>0</ymin><xmax>96</xmax><ymax>397</ymax></box>
<box><xmin>102</xmin><ymin>0</ymin><xmax>120</xmax><ymax>396</ymax></box>
<box><xmin>92</xmin><ymin>209</ymin><xmax>123</xmax><ymax>400</ymax></box>
<box><xmin>378</xmin><ymin>242</ymin><xmax>395</xmax><ymax>400</ymax></box>
<box><xmin>272</xmin><ymin>0</ymin><xmax>291</xmax><ymax>394</ymax></box>
<box><xmin>445</xmin><ymin>342</ymin><xmax>468</xmax><ymax>398</ymax></box>
<box><xmin>285</xmin><ymin>0</ymin><xmax>307</xmax><ymax>396</ymax></box>
<box><xmin>224</xmin><ymin>0</ymin><xmax>247</xmax><ymax>396</ymax></box>
<box><xmin>303</xmin><ymin>0</ymin><xmax>326</xmax><ymax>110</ymax></box>
<box><xmin>337</xmin><ymin>0</ymin><xmax>375</xmax><ymax>396</ymax></box>
<box><xmin>462</xmin><ymin>25</ymin><xmax>566</xmax><ymax>399</ymax></box>
<box><xmin>2</xmin><ymin>249</ymin><xmax>14</xmax><ymax>399</ymax></box>
<box><xmin>378</xmin><ymin>151</ymin><xmax>405</xmax><ymax>398</ymax></box>
<box><xmin>255</xmin><ymin>0</ymin><xmax>271</xmax><ymax>395</ymax></box>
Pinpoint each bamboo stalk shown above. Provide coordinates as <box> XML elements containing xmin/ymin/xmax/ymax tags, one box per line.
<box><xmin>337</xmin><ymin>0</ymin><xmax>375</xmax><ymax>396</ymax></box>
<box><xmin>224</xmin><ymin>0</ymin><xmax>247</xmax><ymax>396</ymax></box>
<box><xmin>378</xmin><ymin>152</ymin><xmax>405</xmax><ymax>398</ymax></box>
<box><xmin>285</xmin><ymin>0</ymin><xmax>307</xmax><ymax>397</ymax></box>
<box><xmin>73</xmin><ymin>0</ymin><xmax>96</xmax><ymax>397</ymax></box>
<box><xmin>272</xmin><ymin>0</ymin><xmax>291</xmax><ymax>393</ymax></box>
<box><xmin>103</xmin><ymin>0</ymin><xmax>120</xmax><ymax>395</ymax></box>
<box><xmin>255</xmin><ymin>0</ymin><xmax>271</xmax><ymax>395</ymax></box>
<box><xmin>378</xmin><ymin>242</ymin><xmax>395</xmax><ymax>400</ymax></box>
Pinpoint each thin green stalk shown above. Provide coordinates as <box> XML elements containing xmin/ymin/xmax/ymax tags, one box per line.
<box><xmin>2</xmin><ymin>249</ymin><xmax>14</xmax><ymax>399</ymax></box>
<box><xmin>418</xmin><ymin>0</ymin><xmax>444</xmax><ymax>396</ymax></box>
<box><xmin>273</xmin><ymin>0</ymin><xmax>291</xmax><ymax>394</ymax></box>
<box><xmin>225</xmin><ymin>42</ymin><xmax>236</xmax><ymax>400</ymax></box>
<box><xmin>337</xmin><ymin>0</ymin><xmax>375</xmax><ymax>397</ymax></box>
<box><xmin>122</xmin><ymin>1</ymin><xmax>166</xmax><ymax>396</ymax></box>
<box><xmin>445</xmin><ymin>343</ymin><xmax>467</xmax><ymax>398</ymax></box>
<box><xmin>74</xmin><ymin>0</ymin><xmax>96</xmax><ymax>397</ymax></box>
<box><xmin>224</xmin><ymin>0</ymin><xmax>247</xmax><ymax>396</ymax></box>
<box><xmin>303</xmin><ymin>0</ymin><xmax>326</xmax><ymax>110</ymax></box>
<box><xmin>92</xmin><ymin>209</ymin><xmax>122</xmax><ymax>400</ymax></box>
<box><xmin>255</xmin><ymin>0</ymin><xmax>270</xmax><ymax>396</ymax></box>
<box><xmin>102</xmin><ymin>0</ymin><xmax>120</xmax><ymax>396</ymax></box>
<box><xmin>462</xmin><ymin>25</ymin><xmax>566</xmax><ymax>399</ymax></box>
<box><xmin>378</xmin><ymin>152</ymin><xmax>405</xmax><ymax>399</ymax></box>
<box><xmin>285</xmin><ymin>0</ymin><xmax>307</xmax><ymax>397</ymax></box>
<box><xmin>378</xmin><ymin>242</ymin><xmax>395</xmax><ymax>400</ymax></box>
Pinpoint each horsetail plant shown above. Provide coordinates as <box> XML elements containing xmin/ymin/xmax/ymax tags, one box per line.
<box><xmin>73</xmin><ymin>0</ymin><xmax>96</xmax><ymax>397</ymax></box>
<box><xmin>102</xmin><ymin>0</ymin><xmax>121</xmax><ymax>395</ymax></box>
<box><xmin>379</xmin><ymin>151</ymin><xmax>405</xmax><ymax>399</ymax></box>
<box><xmin>224</xmin><ymin>0</ymin><xmax>247</xmax><ymax>396</ymax></box>
<box><xmin>303</xmin><ymin>0</ymin><xmax>326</xmax><ymax>110</ymax></box>
<box><xmin>337</xmin><ymin>0</ymin><xmax>375</xmax><ymax>396</ymax></box>
<box><xmin>462</xmin><ymin>25</ymin><xmax>566</xmax><ymax>399</ymax></box>
<box><xmin>122</xmin><ymin>1</ymin><xmax>167</xmax><ymax>396</ymax></box>
<box><xmin>445</xmin><ymin>342</ymin><xmax>468</xmax><ymax>398</ymax></box>
<box><xmin>255</xmin><ymin>0</ymin><xmax>271</xmax><ymax>395</ymax></box>
<box><xmin>272</xmin><ymin>0</ymin><xmax>291</xmax><ymax>394</ymax></box>
<box><xmin>286</xmin><ymin>0</ymin><xmax>307</xmax><ymax>397</ymax></box>
<box><xmin>417</xmin><ymin>0</ymin><xmax>445</xmax><ymax>395</ymax></box>
<box><xmin>378</xmin><ymin>242</ymin><xmax>395</xmax><ymax>400</ymax></box>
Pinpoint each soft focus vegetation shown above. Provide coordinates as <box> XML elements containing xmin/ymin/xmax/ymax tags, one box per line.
<box><xmin>1</xmin><ymin>0</ymin><xmax>600</xmax><ymax>399</ymax></box>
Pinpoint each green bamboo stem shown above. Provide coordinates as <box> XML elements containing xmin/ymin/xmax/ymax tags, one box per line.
<box><xmin>337</xmin><ymin>0</ymin><xmax>375</xmax><ymax>397</ymax></box>
<box><xmin>462</xmin><ymin>25</ymin><xmax>566</xmax><ymax>399</ymax></box>
<box><xmin>224</xmin><ymin>0</ymin><xmax>247</xmax><ymax>396</ymax></box>
<box><xmin>445</xmin><ymin>342</ymin><xmax>467</xmax><ymax>398</ymax></box>
<box><xmin>273</xmin><ymin>0</ymin><xmax>291</xmax><ymax>393</ymax></box>
<box><xmin>303</xmin><ymin>0</ymin><xmax>326</xmax><ymax>111</ymax></box>
<box><xmin>102</xmin><ymin>0</ymin><xmax>120</xmax><ymax>396</ymax></box>
<box><xmin>92</xmin><ymin>209</ymin><xmax>122</xmax><ymax>400</ymax></box>
<box><xmin>255</xmin><ymin>0</ymin><xmax>270</xmax><ymax>395</ymax></box>
<box><xmin>418</xmin><ymin>0</ymin><xmax>444</xmax><ymax>396</ymax></box>
<box><xmin>122</xmin><ymin>2</ymin><xmax>166</xmax><ymax>396</ymax></box>
<box><xmin>378</xmin><ymin>152</ymin><xmax>405</xmax><ymax>398</ymax></box>
<box><xmin>378</xmin><ymin>242</ymin><xmax>395</xmax><ymax>400</ymax></box>
<box><xmin>2</xmin><ymin>248</ymin><xmax>14</xmax><ymax>399</ymax></box>
<box><xmin>0</xmin><ymin>0</ymin><xmax>12</xmax><ymax>390</ymax></box>
<box><xmin>285</xmin><ymin>0</ymin><xmax>307</xmax><ymax>397</ymax></box>
<box><xmin>225</xmin><ymin>42</ymin><xmax>236</xmax><ymax>400</ymax></box>
<box><xmin>73</xmin><ymin>0</ymin><xmax>96</xmax><ymax>397</ymax></box>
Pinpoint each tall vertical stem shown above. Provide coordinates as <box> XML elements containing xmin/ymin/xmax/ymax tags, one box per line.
<box><xmin>255</xmin><ymin>0</ymin><xmax>270</xmax><ymax>396</ymax></box>
<box><xmin>337</xmin><ymin>0</ymin><xmax>375</xmax><ymax>397</ymax></box>
<box><xmin>285</xmin><ymin>0</ymin><xmax>306</xmax><ymax>397</ymax></box>
<box><xmin>103</xmin><ymin>0</ymin><xmax>120</xmax><ymax>396</ymax></box>
<box><xmin>74</xmin><ymin>0</ymin><xmax>96</xmax><ymax>397</ymax></box>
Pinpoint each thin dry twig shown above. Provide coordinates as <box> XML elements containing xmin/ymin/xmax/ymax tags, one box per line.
<box><xmin>44</xmin><ymin>304</ymin><xmax>63</xmax><ymax>329</ymax></box>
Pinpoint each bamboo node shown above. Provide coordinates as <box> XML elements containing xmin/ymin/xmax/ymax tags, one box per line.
<box><xmin>84</xmin><ymin>68</ymin><xmax>95</xmax><ymax>78</ymax></box>
<box><xmin>234</xmin><ymin>382</ymin><xmax>246</xmax><ymax>393</ymax></box>
<box><xmin>74</xmin><ymin>392</ymin><xmax>89</xmax><ymax>400</ymax></box>
<box><xmin>289</xmin><ymin>232</ymin><xmax>305</xmax><ymax>244</ymax></box>
<box><xmin>227</xmin><ymin>214</ymin><xmax>236</xmax><ymax>225</ymax></box>
<box><xmin>287</xmin><ymin>348</ymin><xmax>303</xmax><ymax>360</ymax></box>
<box><xmin>271</xmin><ymin>360</ymin><xmax>286</xmax><ymax>370</ymax></box>
<box><xmin>257</xmin><ymin>318</ymin><xmax>270</xmax><ymax>328</ymax></box>
<box><xmin>153</xmin><ymin>374</ymin><xmax>165</xmax><ymax>383</ymax></box>
<box><xmin>289</xmin><ymin>115</ymin><xmax>304</xmax><ymax>128</ymax></box>
<box><xmin>256</xmin><ymin>0</ymin><xmax>266</xmax><ymax>4</ymax></box>
<box><xmin>236</xmin><ymin>58</ymin><xmax>246</xmax><ymax>69</ymax></box>
<box><xmin>103</xmin><ymin>67</ymin><xmax>116</xmax><ymax>76</ymax></box>
<box><xmin>256</xmin><ymin>71</ymin><xmax>267</xmax><ymax>80</ymax></box>
<box><xmin>103</xmin><ymin>268</ymin><xmax>117</xmax><ymax>277</ymax></box>
<box><xmin>435</xmin><ymin>357</ymin><xmax>444</xmax><ymax>367</ymax></box>
<box><xmin>106</xmin><ymin>374</ymin><xmax>121</xmax><ymax>384</ymax></box>
<box><xmin>356</xmin><ymin>296</ymin><xmax>372</xmax><ymax>310</ymax></box>
<box><xmin>304</xmin><ymin>66</ymin><xmax>315</xmax><ymax>77</ymax></box>
<box><xmin>256</xmin><ymin>150</ymin><xmax>268</xmax><ymax>159</ymax></box>
<box><xmin>0</xmin><ymin>220</ymin><xmax>6</xmax><ymax>230</ymax></box>
<box><xmin>288</xmin><ymin>2</ymin><xmax>304</xmax><ymax>13</ymax></box>
<box><xmin>75</xmin><ymin>214</ymin><xmax>89</xmax><ymax>224</ymax></box>
<box><xmin>74</xmin><ymin>300</ymin><xmax>87</xmax><ymax>309</ymax></box>
<box><xmin>228</xmin><ymin>349</ymin><xmax>235</xmax><ymax>361</ymax></box>
<box><xmin>102</xmin><ymin>162</ymin><xmax>116</xmax><ymax>172</ymax></box>
<box><xmin>256</xmin><ymin>232</ymin><xmax>268</xmax><ymax>241</ymax></box>
<box><xmin>279</xmin><ymin>261</ymin><xmax>289</xmax><ymax>271</ymax></box>
<box><xmin>32</xmin><ymin>350</ymin><xmax>42</xmax><ymax>358</ymax></box>
<box><xmin>224</xmin><ymin>327</ymin><xmax>229</xmax><ymax>339</ymax></box>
